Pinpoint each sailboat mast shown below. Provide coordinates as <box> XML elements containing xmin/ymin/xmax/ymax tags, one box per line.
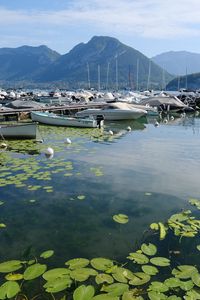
<box><xmin>87</xmin><ymin>62</ymin><xmax>90</xmax><ymax>89</ymax></box>
<box><xmin>136</xmin><ymin>59</ymin><xmax>139</xmax><ymax>91</ymax></box>
<box><xmin>147</xmin><ymin>59</ymin><xmax>151</xmax><ymax>90</ymax></box>
<box><xmin>98</xmin><ymin>64</ymin><xmax>101</xmax><ymax>91</ymax></box>
<box><xmin>116</xmin><ymin>55</ymin><xmax>118</xmax><ymax>91</ymax></box>
<box><xmin>106</xmin><ymin>62</ymin><xmax>110</xmax><ymax>91</ymax></box>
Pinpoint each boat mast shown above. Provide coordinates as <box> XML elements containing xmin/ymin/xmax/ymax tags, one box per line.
<box><xmin>147</xmin><ymin>59</ymin><xmax>151</xmax><ymax>90</ymax></box>
<box><xmin>136</xmin><ymin>59</ymin><xmax>139</xmax><ymax>91</ymax></box>
<box><xmin>98</xmin><ymin>64</ymin><xmax>101</xmax><ymax>91</ymax></box>
<box><xmin>87</xmin><ymin>62</ymin><xmax>90</xmax><ymax>89</ymax></box>
<box><xmin>106</xmin><ymin>62</ymin><xmax>110</xmax><ymax>91</ymax></box>
<box><xmin>162</xmin><ymin>66</ymin><xmax>166</xmax><ymax>91</ymax></box>
<box><xmin>115</xmin><ymin>55</ymin><xmax>118</xmax><ymax>91</ymax></box>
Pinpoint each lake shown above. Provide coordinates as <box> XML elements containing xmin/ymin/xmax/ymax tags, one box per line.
<box><xmin>0</xmin><ymin>114</ymin><xmax>200</xmax><ymax>265</ymax></box>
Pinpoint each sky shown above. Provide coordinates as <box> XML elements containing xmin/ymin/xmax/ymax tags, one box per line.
<box><xmin>1</xmin><ymin>0</ymin><xmax>200</xmax><ymax>57</ymax></box>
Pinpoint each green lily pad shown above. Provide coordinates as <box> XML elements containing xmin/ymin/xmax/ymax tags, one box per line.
<box><xmin>141</xmin><ymin>265</ymin><xmax>159</xmax><ymax>276</ymax></box>
<box><xmin>179</xmin><ymin>279</ymin><xmax>194</xmax><ymax>291</ymax></box>
<box><xmin>122</xmin><ymin>291</ymin><xmax>144</xmax><ymax>299</ymax></box>
<box><xmin>192</xmin><ymin>272</ymin><xmax>200</xmax><ymax>287</ymax></box>
<box><xmin>101</xmin><ymin>283</ymin><xmax>129</xmax><ymax>296</ymax></box>
<box><xmin>92</xmin><ymin>295</ymin><xmax>119</xmax><ymax>300</ymax></box>
<box><xmin>5</xmin><ymin>273</ymin><xmax>23</xmax><ymax>281</ymax></box>
<box><xmin>150</xmin><ymin>257</ymin><xmax>170</xmax><ymax>267</ymax></box>
<box><xmin>164</xmin><ymin>277</ymin><xmax>181</xmax><ymax>288</ymax></box>
<box><xmin>129</xmin><ymin>272</ymin><xmax>151</xmax><ymax>286</ymax></box>
<box><xmin>141</xmin><ymin>243</ymin><xmax>157</xmax><ymax>256</ymax></box>
<box><xmin>70</xmin><ymin>268</ymin><xmax>97</xmax><ymax>282</ymax></box>
<box><xmin>44</xmin><ymin>276</ymin><xmax>72</xmax><ymax>293</ymax></box>
<box><xmin>0</xmin><ymin>281</ymin><xmax>20</xmax><ymax>299</ymax></box>
<box><xmin>113</xmin><ymin>214</ymin><xmax>129</xmax><ymax>224</ymax></box>
<box><xmin>73</xmin><ymin>285</ymin><xmax>95</xmax><ymax>300</ymax></box>
<box><xmin>40</xmin><ymin>250</ymin><xmax>54</xmax><ymax>259</ymax></box>
<box><xmin>0</xmin><ymin>261</ymin><xmax>23</xmax><ymax>273</ymax></box>
<box><xmin>90</xmin><ymin>258</ymin><xmax>114</xmax><ymax>271</ymax></box>
<box><xmin>172</xmin><ymin>265</ymin><xmax>198</xmax><ymax>279</ymax></box>
<box><xmin>147</xmin><ymin>291</ymin><xmax>167</xmax><ymax>300</ymax></box>
<box><xmin>127</xmin><ymin>253</ymin><xmax>149</xmax><ymax>264</ymax></box>
<box><xmin>95</xmin><ymin>273</ymin><xmax>114</xmax><ymax>284</ymax></box>
<box><xmin>24</xmin><ymin>263</ymin><xmax>47</xmax><ymax>280</ymax></box>
<box><xmin>65</xmin><ymin>258</ymin><xmax>89</xmax><ymax>269</ymax></box>
<box><xmin>42</xmin><ymin>268</ymin><xmax>70</xmax><ymax>281</ymax></box>
<box><xmin>148</xmin><ymin>281</ymin><xmax>169</xmax><ymax>293</ymax></box>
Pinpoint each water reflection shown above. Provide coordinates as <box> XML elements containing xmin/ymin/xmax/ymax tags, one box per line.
<box><xmin>0</xmin><ymin>116</ymin><xmax>200</xmax><ymax>265</ymax></box>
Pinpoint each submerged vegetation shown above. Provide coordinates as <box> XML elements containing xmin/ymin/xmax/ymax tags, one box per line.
<box><xmin>0</xmin><ymin>200</ymin><xmax>199</xmax><ymax>299</ymax></box>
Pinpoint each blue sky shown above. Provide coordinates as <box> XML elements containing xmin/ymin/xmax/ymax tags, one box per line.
<box><xmin>1</xmin><ymin>0</ymin><xmax>200</xmax><ymax>57</ymax></box>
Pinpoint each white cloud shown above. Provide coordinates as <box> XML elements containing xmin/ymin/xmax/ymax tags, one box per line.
<box><xmin>0</xmin><ymin>0</ymin><xmax>200</xmax><ymax>53</ymax></box>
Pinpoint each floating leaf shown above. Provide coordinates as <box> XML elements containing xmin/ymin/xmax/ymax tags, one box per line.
<box><xmin>113</xmin><ymin>214</ymin><xmax>129</xmax><ymax>224</ymax></box>
<box><xmin>179</xmin><ymin>279</ymin><xmax>194</xmax><ymax>291</ymax></box>
<box><xmin>77</xmin><ymin>195</ymin><xmax>86</xmax><ymax>200</ymax></box>
<box><xmin>150</xmin><ymin>257</ymin><xmax>170</xmax><ymax>267</ymax></box>
<box><xmin>70</xmin><ymin>268</ymin><xmax>97</xmax><ymax>282</ymax></box>
<box><xmin>92</xmin><ymin>295</ymin><xmax>119</xmax><ymax>300</ymax></box>
<box><xmin>95</xmin><ymin>274</ymin><xmax>114</xmax><ymax>284</ymax></box>
<box><xmin>24</xmin><ymin>263</ymin><xmax>47</xmax><ymax>280</ymax></box>
<box><xmin>148</xmin><ymin>281</ymin><xmax>169</xmax><ymax>293</ymax></box>
<box><xmin>0</xmin><ymin>281</ymin><xmax>20</xmax><ymax>299</ymax></box>
<box><xmin>44</xmin><ymin>276</ymin><xmax>72</xmax><ymax>293</ymax></box>
<box><xmin>5</xmin><ymin>273</ymin><xmax>23</xmax><ymax>281</ymax></box>
<box><xmin>150</xmin><ymin>223</ymin><xmax>159</xmax><ymax>230</ymax></box>
<box><xmin>141</xmin><ymin>265</ymin><xmax>159</xmax><ymax>276</ymax></box>
<box><xmin>65</xmin><ymin>258</ymin><xmax>89</xmax><ymax>269</ymax></box>
<box><xmin>148</xmin><ymin>291</ymin><xmax>167</xmax><ymax>300</ymax></box>
<box><xmin>158</xmin><ymin>222</ymin><xmax>167</xmax><ymax>240</ymax></box>
<box><xmin>164</xmin><ymin>277</ymin><xmax>181</xmax><ymax>288</ymax></box>
<box><xmin>0</xmin><ymin>224</ymin><xmax>6</xmax><ymax>228</ymax></box>
<box><xmin>0</xmin><ymin>261</ymin><xmax>22</xmax><ymax>273</ymax></box>
<box><xmin>191</xmin><ymin>272</ymin><xmax>200</xmax><ymax>287</ymax></box>
<box><xmin>40</xmin><ymin>250</ymin><xmax>54</xmax><ymax>259</ymax></box>
<box><xmin>42</xmin><ymin>268</ymin><xmax>70</xmax><ymax>281</ymax></box>
<box><xmin>122</xmin><ymin>291</ymin><xmax>144</xmax><ymax>299</ymax></box>
<box><xmin>141</xmin><ymin>243</ymin><xmax>157</xmax><ymax>256</ymax></box>
<box><xmin>172</xmin><ymin>265</ymin><xmax>198</xmax><ymax>279</ymax></box>
<box><xmin>101</xmin><ymin>283</ymin><xmax>129</xmax><ymax>296</ymax></box>
<box><xmin>91</xmin><ymin>258</ymin><xmax>114</xmax><ymax>271</ymax></box>
<box><xmin>73</xmin><ymin>285</ymin><xmax>95</xmax><ymax>300</ymax></box>
<box><xmin>129</xmin><ymin>272</ymin><xmax>151</xmax><ymax>286</ymax></box>
<box><xmin>127</xmin><ymin>253</ymin><xmax>149</xmax><ymax>264</ymax></box>
<box><xmin>197</xmin><ymin>245</ymin><xmax>200</xmax><ymax>251</ymax></box>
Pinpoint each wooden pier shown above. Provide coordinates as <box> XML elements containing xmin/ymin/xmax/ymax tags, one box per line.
<box><xmin>0</xmin><ymin>102</ymin><xmax>106</xmax><ymax>121</ymax></box>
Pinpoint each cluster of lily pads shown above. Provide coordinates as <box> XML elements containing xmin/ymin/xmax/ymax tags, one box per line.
<box><xmin>0</xmin><ymin>199</ymin><xmax>200</xmax><ymax>299</ymax></box>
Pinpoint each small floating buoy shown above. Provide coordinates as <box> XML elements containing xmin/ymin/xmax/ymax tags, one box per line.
<box><xmin>65</xmin><ymin>138</ymin><xmax>72</xmax><ymax>144</ymax></box>
<box><xmin>170</xmin><ymin>116</ymin><xmax>174</xmax><ymax>120</ymax></box>
<box><xmin>154</xmin><ymin>121</ymin><xmax>159</xmax><ymax>127</ymax></box>
<box><xmin>127</xmin><ymin>126</ymin><xmax>131</xmax><ymax>131</ymax></box>
<box><xmin>35</xmin><ymin>139</ymin><xmax>43</xmax><ymax>143</ymax></box>
<box><xmin>45</xmin><ymin>147</ymin><xmax>54</xmax><ymax>158</ymax></box>
<box><xmin>0</xmin><ymin>142</ymin><xmax>7</xmax><ymax>149</ymax></box>
<box><xmin>108</xmin><ymin>130</ymin><xmax>113</xmax><ymax>135</ymax></box>
<box><xmin>163</xmin><ymin>119</ymin><xmax>168</xmax><ymax>124</ymax></box>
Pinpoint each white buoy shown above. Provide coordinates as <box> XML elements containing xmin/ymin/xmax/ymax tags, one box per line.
<box><xmin>163</xmin><ymin>119</ymin><xmax>168</xmax><ymax>124</ymax></box>
<box><xmin>0</xmin><ymin>142</ymin><xmax>7</xmax><ymax>149</ymax></box>
<box><xmin>154</xmin><ymin>121</ymin><xmax>159</xmax><ymax>127</ymax></box>
<box><xmin>45</xmin><ymin>147</ymin><xmax>54</xmax><ymax>158</ymax></box>
<box><xmin>65</xmin><ymin>138</ymin><xmax>72</xmax><ymax>144</ymax></box>
<box><xmin>127</xmin><ymin>126</ymin><xmax>131</xmax><ymax>131</ymax></box>
<box><xmin>170</xmin><ymin>116</ymin><xmax>174</xmax><ymax>120</ymax></box>
<box><xmin>108</xmin><ymin>130</ymin><xmax>113</xmax><ymax>135</ymax></box>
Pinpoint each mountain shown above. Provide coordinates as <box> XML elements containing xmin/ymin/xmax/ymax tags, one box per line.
<box><xmin>166</xmin><ymin>72</ymin><xmax>200</xmax><ymax>91</ymax></box>
<box><xmin>152</xmin><ymin>51</ymin><xmax>200</xmax><ymax>76</ymax></box>
<box><xmin>36</xmin><ymin>36</ymin><xmax>173</xmax><ymax>89</ymax></box>
<box><xmin>0</xmin><ymin>45</ymin><xmax>60</xmax><ymax>81</ymax></box>
<box><xmin>0</xmin><ymin>37</ymin><xmax>173</xmax><ymax>89</ymax></box>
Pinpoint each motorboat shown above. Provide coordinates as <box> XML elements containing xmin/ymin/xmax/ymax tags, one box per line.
<box><xmin>31</xmin><ymin>111</ymin><xmax>103</xmax><ymax>128</ymax></box>
<box><xmin>75</xmin><ymin>102</ymin><xmax>147</xmax><ymax>120</ymax></box>
<box><xmin>0</xmin><ymin>122</ymin><xmax>37</xmax><ymax>139</ymax></box>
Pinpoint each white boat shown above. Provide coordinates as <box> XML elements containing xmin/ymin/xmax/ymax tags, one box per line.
<box><xmin>0</xmin><ymin>122</ymin><xmax>37</xmax><ymax>139</ymax></box>
<box><xmin>31</xmin><ymin>111</ymin><xmax>102</xmax><ymax>128</ymax></box>
<box><xmin>75</xmin><ymin>102</ymin><xmax>147</xmax><ymax>120</ymax></box>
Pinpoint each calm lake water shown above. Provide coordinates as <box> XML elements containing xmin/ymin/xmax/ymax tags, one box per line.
<box><xmin>0</xmin><ymin>114</ymin><xmax>200</xmax><ymax>265</ymax></box>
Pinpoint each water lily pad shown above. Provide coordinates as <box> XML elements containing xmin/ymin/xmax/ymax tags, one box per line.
<box><xmin>0</xmin><ymin>224</ymin><xmax>6</xmax><ymax>228</ymax></box>
<box><xmin>150</xmin><ymin>257</ymin><xmax>170</xmax><ymax>267</ymax></box>
<box><xmin>0</xmin><ymin>260</ymin><xmax>23</xmax><ymax>273</ymax></box>
<box><xmin>65</xmin><ymin>258</ymin><xmax>89</xmax><ymax>269</ymax></box>
<box><xmin>92</xmin><ymin>295</ymin><xmax>119</xmax><ymax>300</ymax></box>
<box><xmin>122</xmin><ymin>291</ymin><xmax>144</xmax><ymax>299</ymax></box>
<box><xmin>44</xmin><ymin>276</ymin><xmax>72</xmax><ymax>293</ymax></box>
<box><xmin>129</xmin><ymin>272</ymin><xmax>151</xmax><ymax>286</ymax></box>
<box><xmin>42</xmin><ymin>268</ymin><xmax>70</xmax><ymax>281</ymax></box>
<box><xmin>191</xmin><ymin>272</ymin><xmax>200</xmax><ymax>287</ymax></box>
<box><xmin>0</xmin><ymin>281</ymin><xmax>20</xmax><ymax>299</ymax></box>
<box><xmin>172</xmin><ymin>265</ymin><xmax>198</xmax><ymax>279</ymax></box>
<box><xmin>127</xmin><ymin>253</ymin><xmax>149</xmax><ymax>264</ymax></box>
<box><xmin>5</xmin><ymin>273</ymin><xmax>23</xmax><ymax>281</ymax></box>
<box><xmin>70</xmin><ymin>268</ymin><xmax>97</xmax><ymax>282</ymax></box>
<box><xmin>148</xmin><ymin>281</ymin><xmax>169</xmax><ymax>293</ymax></box>
<box><xmin>164</xmin><ymin>277</ymin><xmax>181</xmax><ymax>288</ymax></box>
<box><xmin>101</xmin><ymin>283</ymin><xmax>129</xmax><ymax>296</ymax></box>
<box><xmin>95</xmin><ymin>273</ymin><xmax>114</xmax><ymax>284</ymax></box>
<box><xmin>141</xmin><ymin>265</ymin><xmax>159</xmax><ymax>276</ymax></box>
<box><xmin>90</xmin><ymin>258</ymin><xmax>114</xmax><ymax>271</ymax></box>
<box><xmin>77</xmin><ymin>195</ymin><xmax>86</xmax><ymax>200</ymax></box>
<box><xmin>73</xmin><ymin>284</ymin><xmax>95</xmax><ymax>300</ymax></box>
<box><xmin>147</xmin><ymin>291</ymin><xmax>167</xmax><ymax>300</ymax></box>
<box><xmin>141</xmin><ymin>243</ymin><xmax>157</xmax><ymax>256</ymax></box>
<box><xmin>40</xmin><ymin>250</ymin><xmax>54</xmax><ymax>259</ymax></box>
<box><xmin>113</xmin><ymin>214</ymin><xmax>129</xmax><ymax>224</ymax></box>
<box><xmin>24</xmin><ymin>263</ymin><xmax>47</xmax><ymax>280</ymax></box>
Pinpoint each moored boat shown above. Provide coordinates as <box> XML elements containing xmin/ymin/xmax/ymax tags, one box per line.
<box><xmin>31</xmin><ymin>111</ymin><xmax>102</xmax><ymax>128</ymax></box>
<box><xmin>75</xmin><ymin>102</ymin><xmax>147</xmax><ymax>120</ymax></box>
<box><xmin>0</xmin><ymin>122</ymin><xmax>37</xmax><ymax>139</ymax></box>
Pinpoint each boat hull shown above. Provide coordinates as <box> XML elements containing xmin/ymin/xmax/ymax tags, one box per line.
<box><xmin>0</xmin><ymin>122</ymin><xmax>37</xmax><ymax>139</ymax></box>
<box><xmin>31</xmin><ymin>111</ymin><xmax>98</xmax><ymax>128</ymax></box>
<box><xmin>76</xmin><ymin>109</ymin><xmax>147</xmax><ymax>120</ymax></box>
